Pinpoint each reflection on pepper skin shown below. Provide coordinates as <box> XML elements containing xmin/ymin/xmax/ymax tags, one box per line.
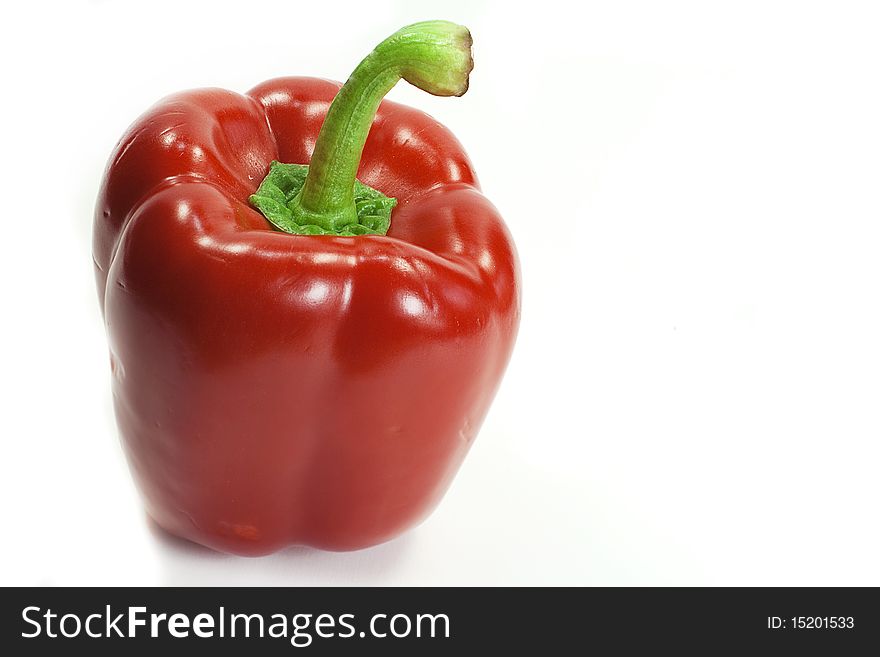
<box><xmin>93</xmin><ymin>78</ymin><xmax>520</xmax><ymax>555</ymax></box>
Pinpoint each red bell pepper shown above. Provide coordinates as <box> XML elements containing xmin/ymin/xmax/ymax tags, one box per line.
<box><xmin>93</xmin><ymin>21</ymin><xmax>520</xmax><ymax>554</ymax></box>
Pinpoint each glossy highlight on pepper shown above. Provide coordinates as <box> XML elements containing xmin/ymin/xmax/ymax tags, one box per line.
<box><xmin>93</xmin><ymin>21</ymin><xmax>520</xmax><ymax>555</ymax></box>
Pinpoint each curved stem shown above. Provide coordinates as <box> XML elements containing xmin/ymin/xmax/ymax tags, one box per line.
<box><xmin>289</xmin><ymin>21</ymin><xmax>473</xmax><ymax>231</ymax></box>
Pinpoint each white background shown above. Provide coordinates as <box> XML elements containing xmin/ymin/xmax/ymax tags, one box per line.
<box><xmin>2</xmin><ymin>0</ymin><xmax>879</xmax><ymax>585</ymax></box>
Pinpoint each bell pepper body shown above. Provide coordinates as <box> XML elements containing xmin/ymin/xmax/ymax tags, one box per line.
<box><xmin>94</xmin><ymin>76</ymin><xmax>520</xmax><ymax>554</ymax></box>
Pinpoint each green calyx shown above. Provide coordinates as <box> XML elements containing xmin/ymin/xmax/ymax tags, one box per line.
<box><xmin>250</xmin><ymin>20</ymin><xmax>473</xmax><ymax>237</ymax></box>
<box><xmin>250</xmin><ymin>161</ymin><xmax>395</xmax><ymax>236</ymax></box>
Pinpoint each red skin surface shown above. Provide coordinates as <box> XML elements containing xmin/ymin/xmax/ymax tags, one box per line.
<box><xmin>93</xmin><ymin>77</ymin><xmax>520</xmax><ymax>555</ymax></box>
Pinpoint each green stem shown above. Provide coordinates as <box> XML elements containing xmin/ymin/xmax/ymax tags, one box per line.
<box><xmin>289</xmin><ymin>21</ymin><xmax>473</xmax><ymax>231</ymax></box>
